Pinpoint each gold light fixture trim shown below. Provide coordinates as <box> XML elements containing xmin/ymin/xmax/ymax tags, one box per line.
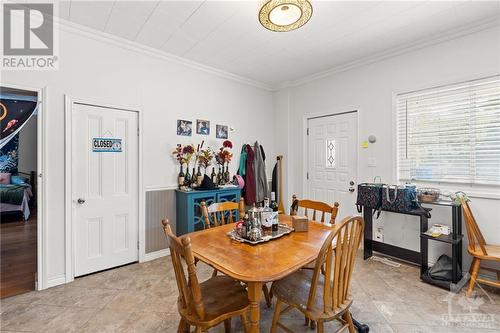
<box><xmin>259</xmin><ymin>0</ymin><xmax>313</xmax><ymax>32</ymax></box>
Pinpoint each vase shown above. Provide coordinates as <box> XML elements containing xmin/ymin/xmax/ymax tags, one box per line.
<box><xmin>184</xmin><ymin>167</ymin><xmax>191</xmax><ymax>187</ymax></box>
<box><xmin>211</xmin><ymin>167</ymin><xmax>217</xmax><ymax>183</ymax></box>
<box><xmin>217</xmin><ymin>166</ymin><xmax>222</xmax><ymax>185</ymax></box>
<box><xmin>224</xmin><ymin>164</ymin><xmax>230</xmax><ymax>183</ymax></box>
<box><xmin>178</xmin><ymin>165</ymin><xmax>185</xmax><ymax>189</ymax></box>
<box><xmin>196</xmin><ymin>167</ymin><xmax>203</xmax><ymax>186</ymax></box>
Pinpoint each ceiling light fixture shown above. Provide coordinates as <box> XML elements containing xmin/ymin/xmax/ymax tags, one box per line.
<box><xmin>259</xmin><ymin>0</ymin><xmax>313</xmax><ymax>32</ymax></box>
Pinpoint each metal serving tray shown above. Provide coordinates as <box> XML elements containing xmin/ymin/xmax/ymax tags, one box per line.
<box><xmin>227</xmin><ymin>224</ymin><xmax>294</xmax><ymax>245</ymax></box>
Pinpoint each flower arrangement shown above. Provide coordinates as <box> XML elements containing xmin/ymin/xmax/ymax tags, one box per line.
<box><xmin>198</xmin><ymin>147</ymin><xmax>214</xmax><ymax>172</ymax></box>
<box><xmin>217</xmin><ymin>140</ymin><xmax>233</xmax><ymax>165</ymax></box>
<box><xmin>172</xmin><ymin>144</ymin><xmax>195</xmax><ymax>166</ymax></box>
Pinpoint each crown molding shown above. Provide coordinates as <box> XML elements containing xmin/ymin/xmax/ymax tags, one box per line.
<box><xmin>54</xmin><ymin>17</ymin><xmax>274</xmax><ymax>92</ymax></box>
<box><xmin>51</xmin><ymin>13</ymin><xmax>498</xmax><ymax>93</ymax></box>
<box><xmin>274</xmin><ymin>16</ymin><xmax>500</xmax><ymax>91</ymax></box>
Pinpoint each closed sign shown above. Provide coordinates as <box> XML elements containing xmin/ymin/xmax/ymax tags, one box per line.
<box><xmin>92</xmin><ymin>138</ymin><xmax>122</xmax><ymax>152</ymax></box>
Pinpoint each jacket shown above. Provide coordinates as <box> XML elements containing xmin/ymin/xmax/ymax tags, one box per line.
<box><xmin>253</xmin><ymin>141</ymin><xmax>268</xmax><ymax>203</ymax></box>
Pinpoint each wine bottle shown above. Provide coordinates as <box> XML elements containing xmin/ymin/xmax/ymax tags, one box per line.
<box><xmin>261</xmin><ymin>198</ymin><xmax>273</xmax><ymax>236</ymax></box>
<box><xmin>270</xmin><ymin>192</ymin><xmax>278</xmax><ymax>212</ymax></box>
<box><xmin>196</xmin><ymin>166</ymin><xmax>203</xmax><ymax>186</ymax></box>
<box><xmin>211</xmin><ymin>167</ymin><xmax>216</xmax><ymax>183</ymax></box>
<box><xmin>184</xmin><ymin>168</ymin><xmax>191</xmax><ymax>187</ymax></box>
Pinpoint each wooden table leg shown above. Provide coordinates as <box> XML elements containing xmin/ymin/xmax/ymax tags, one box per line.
<box><xmin>247</xmin><ymin>282</ymin><xmax>263</xmax><ymax>333</ymax></box>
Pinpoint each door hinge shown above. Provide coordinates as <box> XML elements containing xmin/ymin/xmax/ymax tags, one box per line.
<box><xmin>306</xmin><ymin>128</ymin><xmax>309</xmax><ymax>135</ymax></box>
<box><xmin>137</xmin><ymin>241</ymin><xmax>140</xmax><ymax>250</ymax></box>
<box><xmin>307</xmin><ymin>172</ymin><xmax>309</xmax><ymax>180</ymax></box>
<box><xmin>137</xmin><ymin>127</ymin><xmax>140</xmax><ymax>136</ymax></box>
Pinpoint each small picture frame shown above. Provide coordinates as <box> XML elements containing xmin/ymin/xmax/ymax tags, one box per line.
<box><xmin>196</xmin><ymin>119</ymin><xmax>210</xmax><ymax>135</ymax></box>
<box><xmin>216</xmin><ymin>124</ymin><xmax>228</xmax><ymax>139</ymax></box>
<box><xmin>177</xmin><ymin>120</ymin><xmax>192</xmax><ymax>136</ymax></box>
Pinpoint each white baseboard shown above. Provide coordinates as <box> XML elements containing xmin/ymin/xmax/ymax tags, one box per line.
<box><xmin>143</xmin><ymin>248</ymin><xmax>170</xmax><ymax>262</ymax></box>
<box><xmin>46</xmin><ymin>274</ymin><xmax>66</xmax><ymax>289</ymax></box>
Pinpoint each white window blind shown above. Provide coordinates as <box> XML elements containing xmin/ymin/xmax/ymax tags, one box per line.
<box><xmin>397</xmin><ymin>75</ymin><xmax>500</xmax><ymax>186</ymax></box>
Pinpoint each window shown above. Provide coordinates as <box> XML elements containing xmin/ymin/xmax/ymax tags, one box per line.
<box><xmin>326</xmin><ymin>139</ymin><xmax>335</xmax><ymax>168</ymax></box>
<box><xmin>397</xmin><ymin>76</ymin><xmax>500</xmax><ymax>186</ymax></box>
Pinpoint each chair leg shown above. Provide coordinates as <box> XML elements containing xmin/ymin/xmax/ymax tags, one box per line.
<box><xmin>195</xmin><ymin>327</ymin><xmax>203</xmax><ymax>333</ymax></box>
<box><xmin>305</xmin><ymin>316</ymin><xmax>310</xmax><ymax>327</ymax></box>
<box><xmin>224</xmin><ymin>318</ymin><xmax>231</xmax><ymax>333</ymax></box>
<box><xmin>241</xmin><ymin>311</ymin><xmax>249</xmax><ymax>333</ymax></box>
<box><xmin>270</xmin><ymin>298</ymin><xmax>283</xmax><ymax>333</ymax></box>
<box><xmin>212</xmin><ymin>269</ymin><xmax>218</xmax><ymax>277</ymax></box>
<box><xmin>342</xmin><ymin>310</ymin><xmax>356</xmax><ymax>333</ymax></box>
<box><xmin>177</xmin><ymin>319</ymin><xmax>189</xmax><ymax>333</ymax></box>
<box><xmin>263</xmin><ymin>284</ymin><xmax>272</xmax><ymax>308</ymax></box>
<box><xmin>467</xmin><ymin>257</ymin><xmax>481</xmax><ymax>297</ymax></box>
<box><xmin>316</xmin><ymin>320</ymin><xmax>324</xmax><ymax>333</ymax></box>
<box><xmin>310</xmin><ymin>320</ymin><xmax>316</xmax><ymax>329</ymax></box>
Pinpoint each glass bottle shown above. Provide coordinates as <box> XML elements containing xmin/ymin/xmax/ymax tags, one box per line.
<box><xmin>224</xmin><ymin>164</ymin><xmax>230</xmax><ymax>183</ymax></box>
<box><xmin>270</xmin><ymin>192</ymin><xmax>279</xmax><ymax>212</ymax></box>
<box><xmin>270</xmin><ymin>192</ymin><xmax>279</xmax><ymax>233</ymax></box>
<box><xmin>211</xmin><ymin>167</ymin><xmax>217</xmax><ymax>183</ymax></box>
<box><xmin>196</xmin><ymin>166</ymin><xmax>203</xmax><ymax>186</ymax></box>
<box><xmin>178</xmin><ymin>165</ymin><xmax>185</xmax><ymax>189</ymax></box>
<box><xmin>216</xmin><ymin>166</ymin><xmax>222</xmax><ymax>185</ymax></box>
<box><xmin>184</xmin><ymin>168</ymin><xmax>191</xmax><ymax>187</ymax></box>
<box><xmin>191</xmin><ymin>167</ymin><xmax>196</xmax><ymax>186</ymax></box>
<box><xmin>261</xmin><ymin>198</ymin><xmax>273</xmax><ymax>236</ymax></box>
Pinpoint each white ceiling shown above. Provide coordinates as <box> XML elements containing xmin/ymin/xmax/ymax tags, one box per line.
<box><xmin>55</xmin><ymin>1</ymin><xmax>500</xmax><ymax>87</ymax></box>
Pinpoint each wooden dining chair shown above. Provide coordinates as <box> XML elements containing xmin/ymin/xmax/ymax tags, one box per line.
<box><xmin>270</xmin><ymin>216</ymin><xmax>364</xmax><ymax>333</ymax></box>
<box><xmin>201</xmin><ymin>198</ymin><xmax>245</xmax><ymax>229</ymax></box>
<box><xmin>291</xmin><ymin>194</ymin><xmax>340</xmax><ymax>224</ymax></box>
<box><xmin>162</xmin><ymin>219</ymin><xmax>249</xmax><ymax>333</ymax></box>
<box><xmin>201</xmin><ymin>198</ymin><xmax>273</xmax><ymax>308</ymax></box>
<box><xmin>459</xmin><ymin>197</ymin><xmax>500</xmax><ymax>297</ymax></box>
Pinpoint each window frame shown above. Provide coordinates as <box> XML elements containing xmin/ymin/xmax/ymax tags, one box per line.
<box><xmin>392</xmin><ymin>75</ymin><xmax>500</xmax><ymax>200</ymax></box>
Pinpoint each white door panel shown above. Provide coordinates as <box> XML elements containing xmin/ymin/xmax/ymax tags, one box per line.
<box><xmin>307</xmin><ymin>112</ymin><xmax>357</xmax><ymax>219</ymax></box>
<box><xmin>73</xmin><ymin>104</ymin><xmax>138</xmax><ymax>277</ymax></box>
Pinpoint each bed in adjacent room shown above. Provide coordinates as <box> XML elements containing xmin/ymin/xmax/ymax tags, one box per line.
<box><xmin>0</xmin><ymin>173</ymin><xmax>33</xmax><ymax>221</ymax></box>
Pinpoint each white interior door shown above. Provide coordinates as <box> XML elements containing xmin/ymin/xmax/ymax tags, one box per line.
<box><xmin>73</xmin><ymin>103</ymin><xmax>138</xmax><ymax>277</ymax></box>
<box><xmin>307</xmin><ymin>112</ymin><xmax>358</xmax><ymax>219</ymax></box>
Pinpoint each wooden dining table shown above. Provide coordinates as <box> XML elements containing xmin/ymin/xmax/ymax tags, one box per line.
<box><xmin>185</xmin><ymin>214</ymin><xmax>339</xmax><ymax>333</ymax></box>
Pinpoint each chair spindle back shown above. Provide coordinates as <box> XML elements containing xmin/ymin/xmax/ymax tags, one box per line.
<box><xmin>201</xmin><ymin>198</ymin><xmax>245</xmax><ymax>229</ymax></box>
<box><xmin>308</xmin><ymin>216</ymin><xmax>364</xmax><ymax>313</ymax></box>
<box><xmin>291</xmin><ymin>194</ymin><xmax>340</xmax><ymax>224</ymax></box>
<box><xmin>162</xmin><ymin>219</ymin><xmax>205</xmax><ymax>320</ymax></box>
<box><xmin>460</xmin><ymin>197</ymin><xmax>488</xmax><ymax>256</ymax></box>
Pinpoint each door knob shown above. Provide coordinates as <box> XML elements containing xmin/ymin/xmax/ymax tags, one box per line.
<box><xmin>77</xmin><ymin>198</ymin><xmax>86</xmax><ymax>204</ymax></box>
<box><xmin>349</xmin><ymin>188</ymin><xmax>355</xmax><ymax>193</ymax></box>
<box><xmin>349</xmin><ymin>181</ymin><xmax>355</xmax><ymax>186</ymax></box>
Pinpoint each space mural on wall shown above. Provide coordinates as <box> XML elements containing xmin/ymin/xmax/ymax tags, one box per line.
<box><xmin>0</xmin><ymin>93</ymin><xmax>38</xmax><ymax>150</ymax></box>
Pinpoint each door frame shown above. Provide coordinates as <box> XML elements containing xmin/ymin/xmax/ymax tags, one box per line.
<box><xmin>302</xmin><ymin>109</ymin><xmax>360</xmax><ymax>200</ymax></box>
<box><xmin>0</xmin><ymin>83</ymin><xmax>48</xmax><ymax>290</ymax></box>
<box><xmin>64</xmin><ymin>95</ymin><xmax>144</xmax><ymax>283</ymax></box>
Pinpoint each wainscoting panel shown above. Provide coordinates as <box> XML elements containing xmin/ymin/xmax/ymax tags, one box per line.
<box><xmin>145</xmin><ymin>189</ymin><xmax>175</xmax><ymax>254</ymax></box>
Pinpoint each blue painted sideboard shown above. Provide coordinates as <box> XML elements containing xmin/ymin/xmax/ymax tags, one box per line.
<box><xmin>175</xmin><ymin>187</ymin><xmax>242</xmax><ymax>235</ymax></box>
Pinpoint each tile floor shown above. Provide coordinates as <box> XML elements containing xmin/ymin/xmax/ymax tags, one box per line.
<box><xmin>1</xmin><ymin>252</ymin><xmax>499</xmax><ymax>332</ymax></box>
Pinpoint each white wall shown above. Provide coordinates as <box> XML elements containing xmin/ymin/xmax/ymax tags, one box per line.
<box><xmin>2</xmin><ymin>24</ymin><xmax>275</xmax><ymax>286</ymax></box>
<box><xmin>18</xmin><ymin>115</ymin><xmax>37</xmax><ymax>174</ymax></box>
<box><xmin>278</xmin><ymin>26</ymin><xmax>500</xmax><ymax>270</ymax></box>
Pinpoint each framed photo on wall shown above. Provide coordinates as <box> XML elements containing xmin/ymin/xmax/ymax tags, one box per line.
<box><xmin>177</xmin><ymin>120</ymin><xmax>192</xmax><ymax>136</ymax></box>
<box><xmin>216</xmin><ymin>124</ymin><xmax>228</xmax><ymax>139</ymax></box>
<box><xmin>196</xmin><ymin>119</ymin><xmax>210</xmax><ymax>135</ymax></box>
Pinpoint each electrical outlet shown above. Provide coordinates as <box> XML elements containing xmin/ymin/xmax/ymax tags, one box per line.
<box><xmin>375</xmin><ymin>227</ymin><xmax>384</xmax><ymax>242</ymax></box>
